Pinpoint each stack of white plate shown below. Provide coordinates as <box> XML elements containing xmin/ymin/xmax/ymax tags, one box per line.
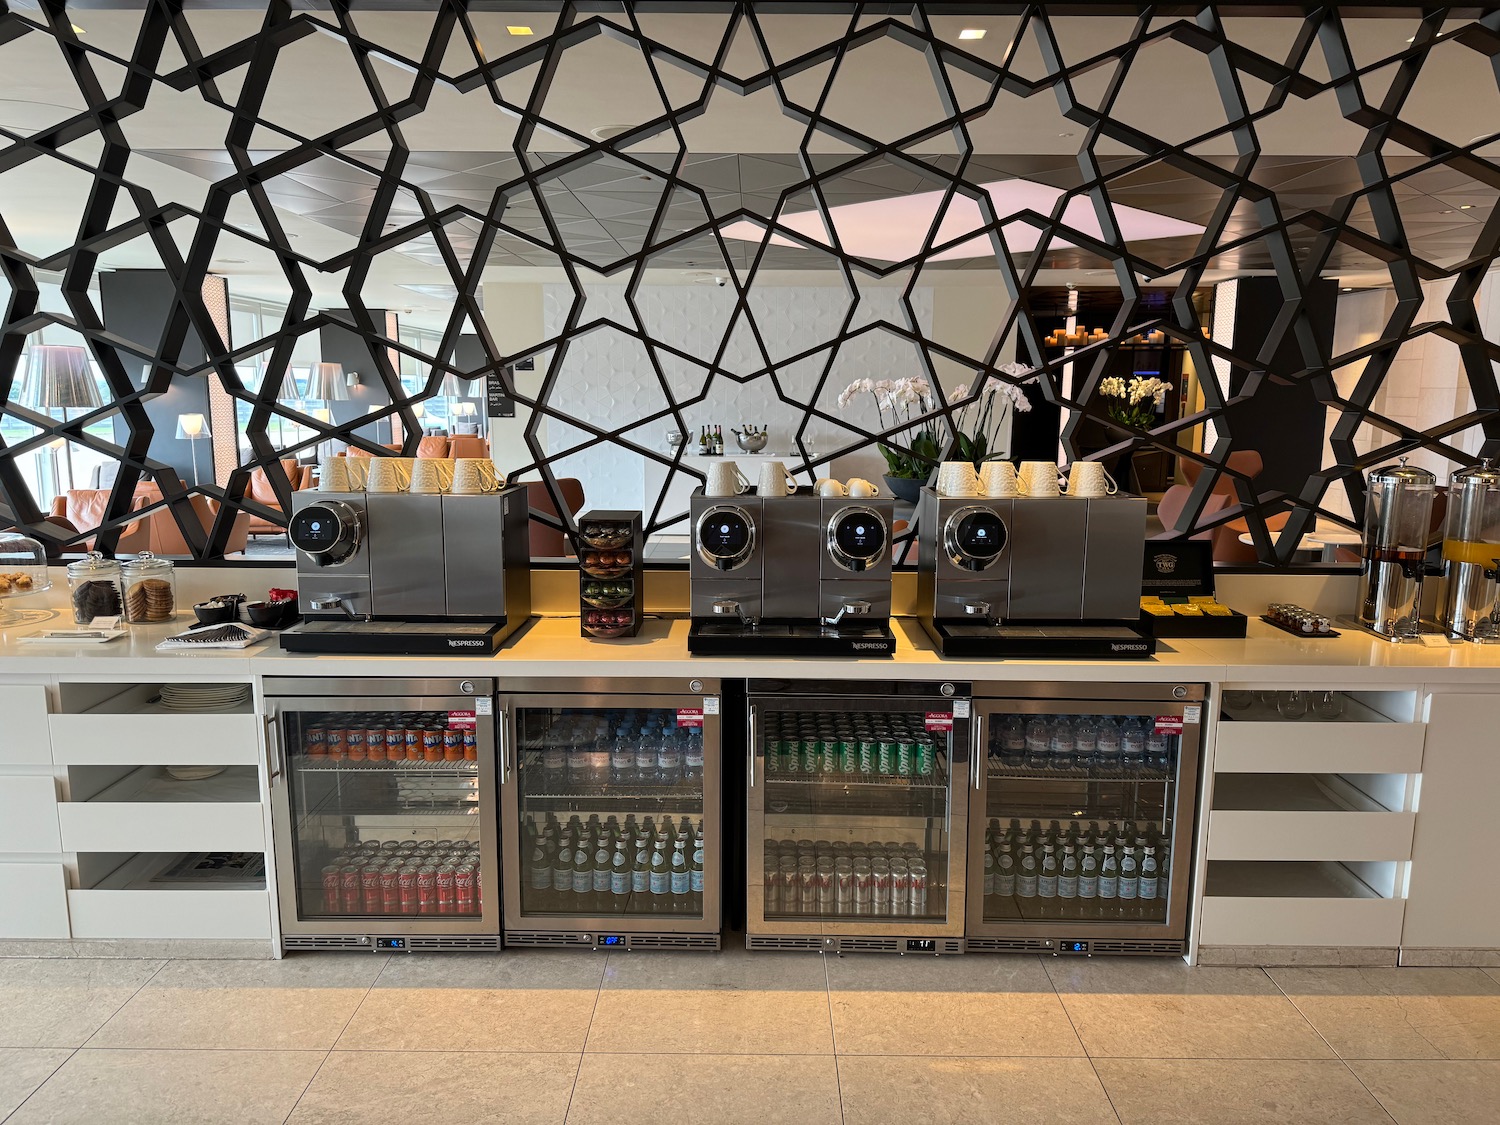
<box><xmin>158</xmin><ymin>683</ymin><xmax>251</xmax><ymax>712</ymax></box>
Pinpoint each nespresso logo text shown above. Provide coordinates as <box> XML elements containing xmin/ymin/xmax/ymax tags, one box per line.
<box><xmin>448</xmin><ymin>639</ymin><xmax>487</xmax><ymax>648</ymax></box>
<box><xmin>851</xmin><ymin>642</ymin><xmax>890</xmax><ymax>651</ymax></box>
<box><xmin>1111</xmin><ymin>642</ymin><xmax>1150</xmax><ymax>652</ymax></box>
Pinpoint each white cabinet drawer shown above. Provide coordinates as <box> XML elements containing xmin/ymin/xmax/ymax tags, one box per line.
<box><xmin>49</xmin><ymin>710</ymin><xmax>260</xmax><ymax>766</ymax></box>
<box><xmin>0</xmin><ymin>685</ymin><xmax>51</xmax><ymax>765</ymax></box>
<box><xmin>0</xmin><ymin>863</ymin><xmax>69</xmax><ymax>938</ymax></box>
<box><xmin>0</xmin><ymin>775</ymin><xmax>61</xmax><ymax>852</ymax></box>
<box><xmin>58</xmin><ymin>801</ymin><xmax>264</xmax><ymax>854</ymax></box>
<box><xmin>1201</xmin><ymin>894</ymin><xmax>1406</xmax><ymax>947</ymax></box>
<box><xmin>67</xmin><ymin>889</ymin><xmax>271</xmax><ymax>940</ymax></box>
<box><xmin>1209</xmin><ymin>810</ymin><xmax>1416</xmax><ymax>862</ymax></box>
<box><xmin>1214</xmin><ymin>719</ymin><xmax>1424</xmax><ymax>774</ymax></box>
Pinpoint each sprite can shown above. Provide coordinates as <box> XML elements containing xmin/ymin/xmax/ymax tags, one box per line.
<box><xmin>836</xmin><ymin>739</ymin><xmax>857</xmax><ymax>774</ymax></box>
<box><xmin>915</xmin><ymin>738</ymin><xmax>935</xmax><ymax>778</ymax></box>
<box><xmin>857</xmin><ymin>738</ymin><xmax>877</xmax><ymax>775</ymax></box>
<box><xmin>767</xmin><ymin>739</ymin><xmax>786</xmax><ymax>775</ymax></box>
<box><xmin>800</xmin><ymin>738</ymin><xmax>819</xmax><ymax>776</ymax></box>
<box><xmin>896</xmin><ymin>739</ymin><xmax>915</xmax><ymax>778</ymax></box>
<box><xmin>877</xmin><ymin>739</ymin><xmax>898</xmax><ymax>776</ymax></box>
<box><xmin>819</xmin><ymin>738</ymin><xmax>837</xmax><ymax>776</ymax></box>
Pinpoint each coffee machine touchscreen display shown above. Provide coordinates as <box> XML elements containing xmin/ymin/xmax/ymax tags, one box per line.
<box><xmin>290</xmin><ymin>510</ymin><xmax>338</xmax><ymax>547</ymax></box>
<box><xmin>957</xmin><ymin>512</ymin><xmax>1004</xmax><ymax>558</ymax></box>
<box><xmin>704</xmin><ymin>514</ymin><xmax>750</xmax><ymax>555</ymax></box>
<box><xmin>833</xmin><ymin>514</ymin><xmax>886</xmax><ymax>559</ymax></box>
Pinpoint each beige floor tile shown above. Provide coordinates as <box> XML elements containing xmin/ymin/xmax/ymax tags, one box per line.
<box><xmin>0</xmin><ymin>959</ymin><xmax>163</xmax><ymax>1048</ymax></box>
<box><xmin>838</xmin><ymin>1055</ymin><xmax>1118</xmax><ymax>1125</ymax></box>
<box><xmin>87</xmin><ymin>955</ymin><xmax>385</xmax><ymax>1051</ymax></box>
<box><xmin>1269</xmin><ymin>967</ymin><xmax>1500</xmax><ymax>1060</ymax></box>
<box><xmin>1046</xmin><ymin>959</ymin><xmax>1333</xmax><ymax>1059</ymax></box>
<box><xmin>602</xmin><ymin>946</ymin><xmax>829</xmax><ymax>992</ymax></box>
<box><xmin>825</xmin><ymin>952</ymin><xmax>1051</xmax><ymax>993</ymax></box>
<box><xmin>1485</xmin><ymin>968</ymin><xmax>1500</xmax><ymax>988</ymax></box>
<box><xmin>288</xmin><ymin>1050</ymin><xmax>579</xmax><ymax>1124</ymax></box>
<box><xmin>1348</xmin><ymin>1059</ymin><xmax>1500</xmax><ymax>1125</ymax></box>
<box><xmin>1094</xmin><ymin>1059</ymin><xmax>1390</xmax><ymax>1124</ymax></box>
<box><xmin>5</xmin><ymin>1048</ymin><xmax>324</xmax><ymax>1125</ymax></box>
<box><xmin>337</xmin><ymin>952</ymin><xmax>603</xmax><ymax>1052</ymax></box>
<box><xmin>0</xmin><ymin>1049</ymin><xmax>72</xmax><ymax>1118</ymax></box>
<box><xmin>567</xmin><ymin>1053</ymin><xmax>841</xmax><ymax>1125</ymax></box>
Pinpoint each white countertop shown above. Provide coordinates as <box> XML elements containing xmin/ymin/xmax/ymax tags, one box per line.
<box><xmin>5</xmin><ymin>590</ymin><xmax>1500</xmax><ymax>685</ymax></box>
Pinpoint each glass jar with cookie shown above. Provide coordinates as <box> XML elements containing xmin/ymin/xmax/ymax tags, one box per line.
<box><xmin>66</xmin><ymin>552</ymin><xmax>124</xmax><ymax>625</ymax></box>
<box><xmin>120</xmin><ymin>551</ymin><xmax>177</xmax><ymax>624</ymax></box>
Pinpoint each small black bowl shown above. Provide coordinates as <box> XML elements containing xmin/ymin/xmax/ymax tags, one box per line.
<box><xmin>243</xmin><ymin>601</ymin><xmax>292</xmax><ymax>629</ymax></box>
<box><xmin>193</xmin><ymin>602</ymin><xmax>235</xmax><ymax>626</ymax></box>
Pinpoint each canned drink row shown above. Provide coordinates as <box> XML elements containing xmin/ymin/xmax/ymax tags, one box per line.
<box><xmin>321</xmin><ymin>860</ymin><xmax>482</xmax><ymax>917</ymax></box>
<box><xmin>304</xmin><ymin>718</ymin><xmax>477</xmax><ymax>764</ymax></box>
<box><xmin>762</xmin><ymin>734</ymin><xmax>938</xmax><ymax>779</ymax></box>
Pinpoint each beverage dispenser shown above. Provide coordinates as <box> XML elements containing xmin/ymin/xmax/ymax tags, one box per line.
<box><xmin>1438</xmin><ymin>460</ymin><xmax>1500</xmax><ymax>641</ymax></box>
<box><xmin>1357</xmin><ymin>460</ymin><xmax>1437</xmax><ymax>640</ymax></box>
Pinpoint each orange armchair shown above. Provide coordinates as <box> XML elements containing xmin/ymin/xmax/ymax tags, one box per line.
<box><xmin>416</xmin><ymin>435</ymin><xmax>450</xmax><ymax>458</ymax></box>
<box><xmin>244</xmin><ymin>460</ymin><xmax>309</xmax><ymax>536</ymax></box>
<box><xmin>524</xmin><ymin>478</ymin><xmax>585</xmax><ymax>558</ymax></box>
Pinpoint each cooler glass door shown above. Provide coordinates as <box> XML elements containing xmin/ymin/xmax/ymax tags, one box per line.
<box><xmin>268</xmin><ymin>695</ymin><xmax>500</xmax><ymax>936</ymax></box>
<box><xmin>746</xmin><ymin>694</ymin><xmax>971</xmax><ymax>937</ymax></box>
<box><xmin>968</xmin><ymin>694</ymin><xmax>1202</xmax><ymax>942</ymax></box>
<box><xmin>499</xmin><ymin>694</ymin><xmax>721</xmax><ymax>934</ymax></box>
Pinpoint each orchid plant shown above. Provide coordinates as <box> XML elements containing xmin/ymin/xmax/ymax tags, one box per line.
<box><xmin>1098</xmin><ymin>375</ymin><xmax>1170</xmax><ymax>430</ymax></box>
<box><xmin>946</xmin><ymin>364</ymin><xmax>1034</xmax><ymax>468</ymax></box>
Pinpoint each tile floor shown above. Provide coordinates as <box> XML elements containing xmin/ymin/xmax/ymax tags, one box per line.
<box><xmin>1</xmin><ymin>950</ymin><xmax>1498</xmax><ymax>1124</ymax></box>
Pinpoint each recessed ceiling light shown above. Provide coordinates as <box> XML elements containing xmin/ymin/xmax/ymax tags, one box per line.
<box><xmin>959</xmin><ymin>29</ymin><xmax>986</xmax><ymax>40</ymax></box>
<box><xmin>1058</xmin><ymin>132</ymin><xmax>1075</xmax><ymax>138</ymax></box>
<box><xmin>1341</xmin><ymin>286</ymin><xmax>1354</xmax><ymax>292</ymax></box>
<box><xmin>70</xmin><ymin>24</ymin><xmax>85</xmax><ymax>34</ymax></box>
<box><xmin>1405</xmin><ymin>36</ymin><xmax>1416</xmax><ymax>43</ymax></box>
<box><xmin>507</xmin><ymin>26</ymin><xmax>534</xmax><ymax>36</ymax></box>
<box><xmin>214</xmin><ymin>258</ymin><xmax>246</xmax><ymax>265</ymax></box>
<box><xmin>1460</xmin><ymin>203</ymin><xmax>1475</xmax><ymax>209</ymax></box>
<box><xmin>1441</xmin><ymin>209</ymin><xmax>1455</xmax><ymax>214</ymax></box>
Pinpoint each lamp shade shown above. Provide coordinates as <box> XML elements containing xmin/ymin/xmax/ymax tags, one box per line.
<box><xmin>411</xmin><ymin>402</ymin><xmax>425</xmax><ymax>419</ymax></box>
<box><xmin>176</xmin><ymin>412</ymin><xmax>210</xmax><ymax>439</ymax></box>
<box><xmin>308</xmin><ymin>362</ymin><xmax>349</xmax><ymax>401</ymax></box>
<box><xmin>277</xmin><ymin>369</ymin><xmax>301</xmax><ymax>400</ymax></box>
<box><xmin>439</xmin><ymin>372</ymin><xmax>479</xmax><ymax>397</ymax></box>
<box><xmin>24</xmin><ymin>345</ymin><xmax>100</xmax><ymax>410</ymax></box>
<box><xmin>309</xmin><ymin>407</ymin><xmax>332</xmax><ymax>425</ymax></box>
<box><xmin>454</xmin><ymin>402</ymin><xmax>477</xmax><ymax>418</ymax></box>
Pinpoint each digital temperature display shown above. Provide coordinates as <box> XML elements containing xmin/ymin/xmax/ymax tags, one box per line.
<box><xmin>598</xmin><ymin>935</ymin><xmax>625</xmax><ymax>947</ymax></box>
<box><xmin>1060</xmin><ymin>941</ymin><xmax>1089</xmax><ymax>955</ymax></box>
<box><xmin>906</xmin><ymin>939</ymin><xmax>936</xmax><ymax>953</ymax></box>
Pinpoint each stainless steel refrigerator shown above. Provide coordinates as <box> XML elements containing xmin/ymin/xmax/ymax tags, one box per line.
<box><xmin>264</xmin><ymin>677</ymin><xmax>502</xmax><ymax>953</ymax></box>
<box><xmin>967</xmin><ymin>682</ymin><xmax>1205</xmax><ymax>956</ymax></box>
<box><xmin>745</xmin><ymin>678</ymin><xmax>973</xmax><ymax>954</ymax></box>
<box><xmin>497</xmin><ymin>677</ymin><xmax>723</xmax><ymax>951</ymax></box>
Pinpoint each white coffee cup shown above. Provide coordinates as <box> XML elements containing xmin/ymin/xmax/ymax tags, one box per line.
<box><xmin>846</xmin><ymin>477</ymin><xmax>881</xmax><ymax>498</ymax></box>
<box><xmin>409</xmin><ymin>459</ymin><xmax>444</xmax><ymax>494</ymax></box>
<box><xmin>817</xmin><ymin>478</ymin><xmax>847</xmax><ymax>498</ymax></box>
<box><xmin>319</xmin><ymin>457</ymin><xmax>351</xmax><ymax>493</ymax></box>
<box><xmin>979</xmin><ymin>460</ymin><xmax>1019</xmax><ymax>498</ymax></box>
<box><xmin>453</xmin><ymin>457</ymin><xmax>499</xmax><ymax>493</ymax></box>
<box><xmin>706</xmin><ymin>460</ymin><xmax>751</xmax><ymax>497</ymax></box>
<box><xmin>758</xmin><ymin>461</ymin><xmax>799</xmax><ymax>497</ymax></box>
<box><xmin>366</xmin><ymin>458</ymin><xmax>404</xmax><ymax>493</ymax></box>
<box><xmin>1019</xmin><ymin>460</ymin><xmax>1062</xmax><ymax>497</ymax></box>
<box><xmin>1066</xmin><ymin>460</ymin><xmax>1118</xmax><ymax>498</ymax></box>
<box><xmin>343</xmin><ymin>455</ymin><xmax>369</xmax><ymax>490</ymax></box>
<box><xmin>936</xmin><ymin>460</ymin><xmax>980</xmax><ymax>497</ymax></box>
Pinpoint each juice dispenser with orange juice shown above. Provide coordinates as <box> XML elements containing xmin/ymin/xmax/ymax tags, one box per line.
<box><xmin>1439</xmin><ymin>460</ymin><xmax>1500</xmax><ymax>641</ymax></box>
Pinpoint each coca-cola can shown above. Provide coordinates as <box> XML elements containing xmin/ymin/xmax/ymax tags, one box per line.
<box><xmin>815</xmin><ymin>858</ymin><xmax>835</xmax><ymax>913</ymax></box>
<box><xmin>455</xmin><ymin>865</ymin><xmax>476</xmax><ymax>914</ymax></box>
<box><xmin>397</xmin><ymin>840</ymin><xmax>419</xmax><ymax>853</ymax></box>
<box><xmin>853</xmin><ymin>862</ymin><xmax>873</xmax><ymax>914</ymax></box>
<box><xmin>306</xmin><ymin>727</ymin><xmax>327</xmax><ymax>758</ymax></box>
<box><xmin>421</xmin><ymin>728</ymin><xmax>444</xmax><ymax>762</ymax></box>
<box><xmin>436</xmin><ymin>864</ymin><xmax>457</xmax><ymax>914</ymax></box>
<box><xmin>891</xmin><ymin>862</ymin><xmax>911</xmax><ymax>917</ymax></box>
<box><xmin>416</xmin><ymin>865</ymin><xmax>438</xmax><ymax>915</ymax></box>
<box><xmin>834</xmin><ymin>863</ymin><xmax>854</xmax><ymax>914</ymax></box>
<box><xmin>321</xmin><ymin>864</ymin><xmax>341</xmax><ymax>912</ymax></box>
<box><xmin>397</xmin><ymin>866</ymin><xmax>419</xmax><ymax>915</ymax></box>
<box><xmin>797</xmin><ymin>861</ymin><xmax>817</xmax><ymax>913</ymax></box>
<box><xmin>339</xmin><ymin>865</ymin><xmax>361</xmax><ymax>913</ymax></box>
<box><xmin>871</xmin><ymin>861</ymin><xmax>892</xmax><ymax>913</ymax></box>
<box><xmin>360</xmin><ymin>865</ymin><xmax>382</xmax><ymax>913</ymax></box>
<box><xmin>378</xmin><ymin>866</ymin><xmax>400</xmax><ymax>914</ymax></box>
<box><xmin>462</xmin><ymin>729</ymin><xmax>478</xmax><ymax>762</ymax></box>
<box><xmin>327</xmin><ymin>729</ymin><xmax>348</xmax><ymax>761</ymax></box>
<box><xmin>909</xmin><ymin>864</ymin><xmax>928</xmax><ymax>914</ymax></box>
<box><xmin>474</xmin><ymin>863</ymin><xmax>481</xmax><ymax>905</ymax></box>
<box><xmin>443</xmin><ymin>729</ymin><xmax>464</xmax><ymax>762</ymax></box>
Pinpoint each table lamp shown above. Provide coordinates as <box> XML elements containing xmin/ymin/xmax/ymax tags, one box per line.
<box><xmin>175</xmin><ymin>412</ymin><xmax>211</xmax><ymax>485</ymax></box>
<box><xmin>24</xmin><ymin>345</ymin><xmax>101</xmax><ymax>487</ymax></box>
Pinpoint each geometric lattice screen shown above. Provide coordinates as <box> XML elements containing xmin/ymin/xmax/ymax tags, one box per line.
<box><xmin>2</xmin><ymin>3</ymin><xmax>1499</xmax><ymax>566</ymax></box>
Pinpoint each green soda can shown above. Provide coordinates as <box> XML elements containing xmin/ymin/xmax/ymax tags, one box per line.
<box><xmin>819</xmin><ymin>738</ymin><xmax>837</xmax><ymax>775</ymax></box>
<box><xmin>766</xmin><ymin>739</ymin><xmax>785</xmax><ymax>776</ymax></box>
<box><xmin>781</xmin><ymin>739</ymin><xmax>799</xmax><ymax>776</ymax></box>
<box><xmin>801</xmin><ymin>738</ymin><xmax>820</xmax><ymax>776</ymax></box>
<box><xmin>877</xmin><ymin>740</ymin><xmax>898</xmax><ymax>776</ymax></box>
<box><xmin>836</xmin><ymin>738</ymin><xmax>857</xmax><ymax>774</ymax></box>
<box><xmin>896</xmin><ymin>739</ymin><xmax>915</xmax><ymax>778</ymax></box>
<box><xmin>915</xmin><ymin>738</ymin><xmax>935</xmax><ymax>778</ymax></box>
<box><xmin>857</xmin><ymin>738</ymin><xmax>877</xmax><ymax>775</ymax></box>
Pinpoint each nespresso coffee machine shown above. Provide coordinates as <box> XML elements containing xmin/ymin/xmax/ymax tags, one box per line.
<box><xmin>916</xmin><ymin>487</ymin><xmax>1154</xmax><ymax>658</ymax></box>
<box><xmin>688</xmin><ymin>491</ymin><xmax>896</xmax><ymax>656</ymax></box>
<box><xmin>278</xmin><ymin>487</ymin><xmax>532</xmax><ymax>654</ymax></box>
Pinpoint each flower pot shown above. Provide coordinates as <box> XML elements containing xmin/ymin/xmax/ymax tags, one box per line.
<box><xmin>883</xmin><ymin>474</ymin><xmax>926</xmax><ymax>505</ymax></box>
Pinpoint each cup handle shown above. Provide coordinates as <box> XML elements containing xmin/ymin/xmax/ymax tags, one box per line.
<box><xmin>785</xmin><ymin>478</ymin><xmax>799</xmax><ymax>493</ymax></box>
<box><xmin>1103</xmin><ymin>469</ymin><xmax>1118</xmax><ymax>494</ymax></box>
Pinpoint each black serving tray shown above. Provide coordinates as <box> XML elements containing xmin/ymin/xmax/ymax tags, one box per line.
<box><xmin>688</xmin><ymin>620</ymin><xmax>896</xmax><ymax>657</ymax></box>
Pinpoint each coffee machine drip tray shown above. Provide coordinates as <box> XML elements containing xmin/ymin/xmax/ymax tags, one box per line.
<box><xmin>925</xmin><ymin>620</ymin><xmax>1157</xmax><ymax>659</ymax></box>
<box><xmin>688</xmin><ymin>620</ymin><xmax>896</xmax><ymax>657</ymax></box>
<box><xmin>279</xmin><ymin>619</ymin><xmax>515</xmax><ymax>656</ymax></box>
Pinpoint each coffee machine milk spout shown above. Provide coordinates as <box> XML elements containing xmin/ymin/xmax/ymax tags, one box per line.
<box><xmin>712</xmin><ymin>598</ymin><xmax>758</xmax><ymax>627</ymax></box>
<box><xmin>822</xmin><ymin>599</ymin><xmax>871</xmax><ymax>627</ymax></box>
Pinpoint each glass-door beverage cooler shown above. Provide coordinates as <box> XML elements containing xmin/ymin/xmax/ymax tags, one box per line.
<box><xmin>967</xmin><ymin>682</ymin><xmax>1204</xmax><ymax>956</ymax></box>
<box><xmin>498</xmin><ymin>678</ymin><xmax>722</xmax><ymax>951</ymax></box>
<box><xmin>746</xmin><ymin>679</ymin><xmax>972</xmax><ymax>954</ymax></box>
<box><xmin>263</xmin><ymin>677</ymin><xmax>501</xmax><ymax>953</ymax></box>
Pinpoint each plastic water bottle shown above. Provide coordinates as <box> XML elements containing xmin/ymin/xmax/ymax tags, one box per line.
<box><xmin>1146</xmin><ymin>729</ymin><xmax>1172</xmax><ymax>773</ymax></box>
<box><xmin>587</xmin><ymin>728</ymin><xmax>610</xmax><ymax>786</ymax></box>
<box><xmin>683</xmin><ymin>728</ymin><xmax>704</xmax><ymax>782</ymax></box>
<box><xmin>657</xmin><ymin>726</ymin><xmax>683</xmax><ymax>786</ymax></box>
<box><xmin>611</xmin><ymin>724</ymin><xmax>635</xmax><ymax>785</ymax></box>
<box><xmin>1121</xmin><ymin>718</ymin><xmax>1146</xmax><ymax>773</ymax></box>
<box><xmin>543</xmin><ymin>722</ymin><xmax>567</xmax><ymax>790</ymax></box>
<box><xmin>1024</xmin><ymin>718</ymin><xmax>1050</xmax><ymax>771</ymax></box>
<box><xmin>1049</xmin><ymin>717</ymin><xmax>1075</xmax><ymax>771</ymax></box>
<box><xmin>998</xmin><ymin>715</ymin><xmax>1026</xmax><ymax>768</ymax></box>
<box><xmin>568</xmin><ymin>722</ymin><xmax>590</xmax><ymax>787</ymax></box>
<box><xmin>1095</xmin><ymin>717</ymin><xmax>1121</xmax><ymax>774</ymax></box>
<box><xmin>635</xmin><ymin>723</ymin><xmax>658</xmax><ymax>785</ymax></box>
<box><xmin>1073</xmin><ymin>716</ymin><xmax>1098</xmax><ymax>771</ymax></box>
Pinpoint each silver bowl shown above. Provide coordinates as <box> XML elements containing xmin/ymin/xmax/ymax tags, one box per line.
<box><xmin>734</xmin><ymin>432</ymin><xmax>769</xmax><ymax>453</ymax></box>
<box><xmin>666</xmin><ymin>431</ymin><xmax>687</xmax><ymax>449</ymax></box>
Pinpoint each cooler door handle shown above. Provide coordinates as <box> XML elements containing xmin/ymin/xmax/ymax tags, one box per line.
<box><xmin>498</xmin><ymin>711</ymin><xmax>510</xmax><ymax>785</ymax></box>
<box><xmin>971</xmin><ymin>712</ymin><xmax>983</xmax><ymax>790</ymax></box>
<box><xmin>748</xmin><ymin>704</ymin><xmax>759</xmax><ymax>789</ymax></box>
<box><xmin>264</xmin><ymin>715</ymin><xmax>284</xmax><ymax>787</ymax></box>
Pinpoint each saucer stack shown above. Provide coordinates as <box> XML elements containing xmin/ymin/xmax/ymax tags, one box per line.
<box><xmin>158</xmin><ymin>683</ymin><xmax>252</xmax><ymax>712</ymax></box>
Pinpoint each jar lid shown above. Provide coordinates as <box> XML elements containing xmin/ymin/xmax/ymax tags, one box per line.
<box><xmin>66</xmin><ymin>550</ymin><xmax>120</xmax><ymax>576</ymax></box>
<box><xmin>1450</xmin><ymin>459</ymin><xmax>1500</xmax><ymax>489</ymax></box>
<box><xmin>1370</xmin><ymin>458</ymin><xmax>1436</xmax><ymax>487</ymax></box>
<box><xmin>121</xmin><ymin>551</ymin><xmax>173</xmax><ymax>575</ymax></box>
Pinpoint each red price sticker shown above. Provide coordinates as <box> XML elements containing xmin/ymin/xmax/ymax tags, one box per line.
<box><xmin>925</xmin><ymin>712</ymin><xmax>954</xmax><ymax>733</ymax></box>
<box><xmin>677</xmin><ymin>708</ymin><xmax>704</xmax><ymax>728</ymax></box>
<box><xmin>1154</xmin><ymin>715</ymin><xmax>1184</xmax><ymax>735</ymax></box>
<box><xmin>447</xmin><ymin>710</ymin><xmax>477</xmax><ymax>730</ymax></box>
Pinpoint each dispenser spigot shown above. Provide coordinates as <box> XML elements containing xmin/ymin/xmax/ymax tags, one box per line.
<box><xmin>822</xmin><ymin>599</ymin><xmax>871</xmax><ymax>627</ymax></box>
